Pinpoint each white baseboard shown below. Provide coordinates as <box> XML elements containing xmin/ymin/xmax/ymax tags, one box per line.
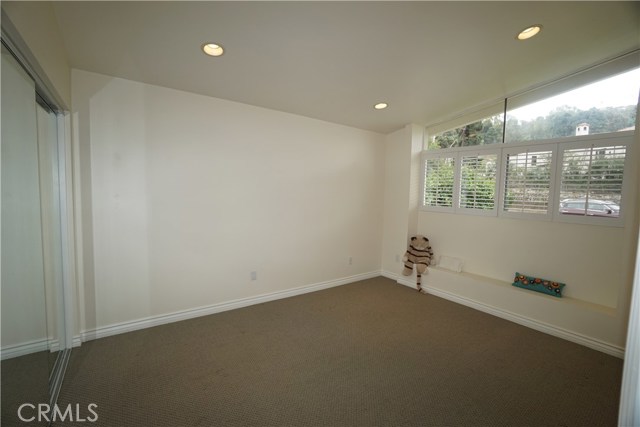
<box><xmin>72</xmin><ymin>336</ymin><xmax>82</xmax><ymax>348</ymax></box>
<box><xmin>382</xmin><ymin>270</ymin><xmax>625</xmax><ymax>358</ymax></box>
<box><xmin>1</xmin><ymin>338</ymin><xmax>49</xmax><ymax>360</ymax></box>
<box><xmin>48</xmin><ymin>339</ymin><xmax>60</xmax><ymax>353</ymax></box>
<box><xmin>80</xmin><ymin>271</ymin><xmax>381</xmax><ymax>342</ymax></box>
<box><xmin>78</xmin><ymin>269</ymin><xmax>625</xmax><ymax>358</ymax></box>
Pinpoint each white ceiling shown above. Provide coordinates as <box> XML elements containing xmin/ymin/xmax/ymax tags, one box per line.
<box><xmin>52</xmin><ymin>1</ymin><xmax>640</xmax><ymax>134</ymax></box>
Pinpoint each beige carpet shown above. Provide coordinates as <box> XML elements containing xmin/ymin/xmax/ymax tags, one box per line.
<box><xmin>54</xmin><ymin>277</ymin><xmax>622</xmax><ymax>426</ymax></box>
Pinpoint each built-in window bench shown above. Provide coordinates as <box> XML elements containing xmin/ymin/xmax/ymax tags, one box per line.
<box><xmin>384</xmin><ymin>266</ymin><xmax>623</xmax><ymax>357</ymax></box>
<box><xmin>430</xmin><ymin>266</ymin><xmax>617</xmax><ymax>316</ymax></box>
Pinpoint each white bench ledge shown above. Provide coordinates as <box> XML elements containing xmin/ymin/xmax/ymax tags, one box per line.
<box><xmin>430</xmin><ymin>266</ymin><xmax>616</xmax><ymax>317</ymax></box>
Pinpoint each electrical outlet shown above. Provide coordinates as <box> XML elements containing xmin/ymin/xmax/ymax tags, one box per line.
<box><xmin>395</xmin><ymin>254</ymin><xmax>400</xmax><ymax>262</ymax></box>
<box><xmin>250</xmin><ymin>271</ymin><xmax>257</xmax><ymax>281</ymax></box>
<box><xmin>348</xmin><ymin>257</ymin><xmax>353</xmax><ymax>265</ymax></box>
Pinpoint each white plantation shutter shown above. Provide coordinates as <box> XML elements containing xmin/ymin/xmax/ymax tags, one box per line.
<box><xmin>459</xmin><ymin>153</ymin><xmax>498</xmax><ymax>213</ymax></box>
<box><xmin>502</xmin><ymin>148</ymin><xmax>554</xmax><ymax>216</ymax></box>
<box><xmin>421</xmin><ymin>131</ymin><xmax>632</xmax><ymax>226</ymax></box>
<box><xmin>559</xmin><ymin>144</ymin><xmax>626</xmax><ymax>215</ymax></box>
<box><xmin>423</xmin><ymin>156</ymin><xmax>456</xmax><ymax>210</ymax></box>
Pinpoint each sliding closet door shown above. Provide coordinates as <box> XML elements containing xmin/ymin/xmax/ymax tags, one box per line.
<box><xmin>1</xmin><ymin>50</ymin><xmax>50</xmax><ymax>425</ymax></box>
<box><xmin>37</xmin><ymin>102</ymin><xmax>68</xmax><ymax>382</ymax></box>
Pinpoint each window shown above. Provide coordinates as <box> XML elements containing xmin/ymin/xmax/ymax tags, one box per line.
<box><xmin>425</xmin><ymin>54</ymin><xmax>639</xmax><ymax>150</ymax></box>
<box><xmin>429</xmin><ymin>113</ymin><xmax>504</xmax><ymax>149</ymax></box>
<box><xmin>421</xmin><ymin>133</ymin><xmax>631</xmax><ymax>226</ymax></box>
<box><xmin>502</xmin><ymin>148</ymin><xmax>554</xmax><ymax>217</ymax></box>
<box><xmin>506</xmin><ymin>68</ymin><xmax>640</xmax><ymax>143</ymax></box>
<box><xmin>421</xmin><ymin>52</ymin><xmax>636</xmax><ymax>226</ymax></box>
<box><xmin>422</xmin><ymin>150</ymin><xmax>500</xmax><ymax>215</ymax></box>
<box><xmin>423</xmin><ymin>156</ymin><xmax>455</xmax><ymax>210</ymax></box>
<box><xmin>558</xmin><ymin>143</ymin><xmax>626</xmax><ymax>220</ymax></box>
<box><xmin>459</xmin><ymin>153</ymin><xmax>498</xmax><ymax>213</ymax></box>
<box><xmin>426</xmin><ymin>102</ymin><xmax>504</xmax><ymax>150</ymax></box>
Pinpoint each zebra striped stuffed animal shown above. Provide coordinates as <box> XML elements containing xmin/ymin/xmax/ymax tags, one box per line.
<box><xmin>402</xmin><ymin>235</ymin><xmax>433</xmax><ymax>292</ymax></box>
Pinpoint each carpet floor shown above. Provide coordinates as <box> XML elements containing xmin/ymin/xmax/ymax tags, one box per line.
<box><xmin>2</xmin><ymin>351</ymin><xmax>51</xmax><ymax>426</ymax></box>
<box><xmin>53</xmin><ymin>277</ymin><xmax>623</xmax><ymax>426</ymax></box>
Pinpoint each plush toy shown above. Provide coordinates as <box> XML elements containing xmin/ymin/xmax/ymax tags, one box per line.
<box><xmin>402</xmin><ymin>235</ymin><xmax>434</xmax><ymax>292</ymax></box>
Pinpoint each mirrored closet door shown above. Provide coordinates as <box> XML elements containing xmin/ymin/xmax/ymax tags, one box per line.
<box><xmin>1</xmin><ymin>44</ymin><xmax>72</xmax><ymax>426</ymax></box>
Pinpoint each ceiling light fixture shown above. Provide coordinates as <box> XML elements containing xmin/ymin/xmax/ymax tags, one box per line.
<box><xmin>374</xmin><ymin>102</ymin><xmax>388</xmax><ymax>110</ymax></box>
<box><xmin>516</xmin><ymin>25</ymin><xmax>542</xmax><ymax>40</ymax></box>
<box><xmin>202</xmin><ymin>43</ymin><xmax>224</xmax><ymax>57</ymax></box>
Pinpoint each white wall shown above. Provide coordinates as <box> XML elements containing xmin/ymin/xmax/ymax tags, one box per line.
<box><xmin>72</xmin><ymin>70</ymin><xmax>385</xmax><ymax>333</ymax></box>
<box><xmin>380</xmin><ymin>124</ymin><xmax>426</xmax><ymax>275</ymax></box>
<box><xmin>419</xmin><ymin>212</ymin><xmax>630</xmax><ymax>308</ymax></box>
<box><xmin>1</xmin><ymin>1</ymin><xmax>71</xmax><ymax>109</ymax></box>
<box><xmin>381</xmin><ymin>126</ymin><xmax>411</xmax><ymax>273</ymax></box>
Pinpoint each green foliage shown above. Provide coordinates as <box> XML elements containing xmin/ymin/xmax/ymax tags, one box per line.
<box><xmin>425</xmin><ymin>157</ymin><xmax>496</xmax><ymax>210</ymax></box>
<box><xmin>430</xmin><ymin>116</ymin><xmax>503</xmax><ymax>149</ymax></box>
<box><xmin>424</xmin><ymin>159</ymin><xmax>454</xmax><ymax>207</ymax></box>
<box><xmin>430</xmin><ymin>105</ymin><xmax>636</xmax><ymax>148</ymax></box>
<box><xmin>506</xmin><ymin>105</ymin><xmax>636</xmax><ymax>143</ymax></box>
<box><xmin>460</xmin><ymin>158</ymin><xmax>495</xmax><ymax>210</ymax></box>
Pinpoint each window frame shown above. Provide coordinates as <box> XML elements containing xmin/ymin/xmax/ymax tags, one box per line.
<box><xmin>420</xmin><ymin>130</ymin><xmax>633</xmax><ymax>227</ymax></box>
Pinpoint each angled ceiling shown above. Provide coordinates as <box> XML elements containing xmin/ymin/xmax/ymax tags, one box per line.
<box><xmin>51</xmin><ymin>1</ymin><xmax>640</xmax><ymax>134</ymax></box>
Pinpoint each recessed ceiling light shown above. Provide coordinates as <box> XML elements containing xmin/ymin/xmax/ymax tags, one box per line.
<box><xmin>516</xmin><ymin>25</ymin><xmax>542</xmax><ymax>40</ymax></box>
<box><xmin>202</xmin><ymin>43</ymin><xmax>224</xmax><ymax>57</ymax></box>
<box><xmin>374</xmin><ymin>102</ymin><xmax>388</xmax><ymax>110</ymax></box>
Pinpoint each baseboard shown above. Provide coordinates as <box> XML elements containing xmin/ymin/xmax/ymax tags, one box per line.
<box><xmin>382</xmin><ymin>270</ymin><xmax>625</xmax><ymax>358</ymax></box>
<box><xmin>72</xmin><ymin>336</ymin><xmax>82</xmax><ymax>348</ymax></box>
<box><xmin>1</xmin><ymin>338</ymin><xmax>49</xmax><ymax>360</ymax></box>
<box><xmin>81</xmin><ymin>271</ymin><xmax>381</xmax><ymax>342</ymax></box>
<box><xmin>1</xmin><ymin>337</ymin><xmax>83</xmax><ymax>358</ymax></box>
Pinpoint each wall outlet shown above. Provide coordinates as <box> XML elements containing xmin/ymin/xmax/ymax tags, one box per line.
<box><xmin>348</xmin><ymin>256</ymin><xmax>353</xmax><ymax>265</ymax></box>
<box><xmin>250</xmin><ymin>271</ymin><xmax>257</xmax><ymax>281</ymax></box>
<box><xmin>395</xmin><ymin>254</ymin><xmax>400</xmax><ymax>262</ymax></box>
